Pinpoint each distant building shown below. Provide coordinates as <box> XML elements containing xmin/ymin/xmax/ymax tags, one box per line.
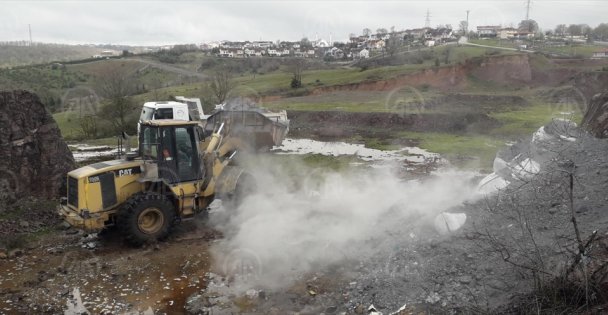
<box><xmin>477</xmin><ymin>25</ymin><xmax>501</xmax><ymax>38</ymax></box>
<box><xmin>592</xmin><ymin>49</ymin><xmax>608</xmax><ymax>59</ymax></box>
<box><xmin>314</xmin><ymin>39</ymin><xmax>330</xmax><ymax>48</ymax></box>
<box><xmin>358</xmin><ymin>48</ymin><xmax>370</xmax><ymax>59</ymax></box>
<box><xmin>498</xmin><ymin>28</ymin><xmax>518</xmax><ymax>39</ymax></box>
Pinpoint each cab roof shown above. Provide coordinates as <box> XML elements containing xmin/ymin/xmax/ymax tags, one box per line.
<box><xmin>140</xmin><ymin>119</ymin><xmax>199</xmax><ymax>127</ymax></box>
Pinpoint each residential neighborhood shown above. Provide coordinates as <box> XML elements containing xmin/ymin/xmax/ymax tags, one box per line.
<box><xmin>190</xmin><ymin>18</ymin><xmax>608</xmax><ymax>61</ymax></box>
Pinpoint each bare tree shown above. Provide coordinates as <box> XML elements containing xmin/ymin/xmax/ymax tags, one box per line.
<box><xmin>362</xmin><ymin>28</ymin><xmax>371</xmax><ymax>37</ymax></box>
<box><xmin>519</xmin><ymin>19</ymin><xmax>539</xmax><ymax>33</ymax></box>
<box><xmin>555</xmin><ymin>24</ymin><xmax>567</xmax><ymax>36</ymax></box>
<box><xmin>386</xmin><ymin>34</ymin><xmax>402</xmax><ymax>57</ymax></box>
<box><xmin>568</xmin><ymin>24</ymin><xmax>583</xmax><ymax>37</ymax></box>
<box><xmin>300</xmin><ymin>37</ymin><xmax>311</xmax><ymax>48</ymax></box>
<box><xmin>376</xmin><ymin>28</ymin><xmax>388</xmax><ymax>36</ymax></box>
<box><xmin>79</xmin><ymin>115</ymin><xmax>98</xmax><ymax>138</ymax></box>
<box><xmin>594</xmin><ymin>23</ymin><xmax>608</xmax><ymax>41</ymax></box>
<box><xmin>208</xmin><ymin>67</ymin><xmax>235</xmax><ymax>104</ymax></box>
<box><xmin>459</xmin><ymin>21</ymin><xmax>468</xmax><ymax>36</ymax></box>
<box><xmin>288</xmin><ymin>58</ymin><xmax>306</xmax><ymax>88</ymax></box>
<box><xmin>97</xmin><ymin>66</ymin><xmax>136</xmax><ymax>134</ymax></box>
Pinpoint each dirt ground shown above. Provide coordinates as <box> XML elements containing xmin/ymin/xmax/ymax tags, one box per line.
<box><xmin>2</xmin><ymin>121</ymin><xmax>608</xmax><ymax>314</ymax></box>
<box><xmin>0</xmin><ymin>220</ymin><xmax>219</xmax><ymax>314</ymax></box>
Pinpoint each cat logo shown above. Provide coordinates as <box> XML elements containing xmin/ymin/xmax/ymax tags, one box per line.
<box><xmin>118</xmin><ymin>169</ymin><xmax>132</xmax><ymax>177</ymax></box>
<box><xmin>114</xmin><ymin>167</ymin><xmax>141</xmax><ymax>177</ymax></box>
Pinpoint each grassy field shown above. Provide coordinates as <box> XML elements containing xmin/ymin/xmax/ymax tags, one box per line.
<box><xmin>53</xmin><ymin>111</ymin><xmax>84</xmax><ymax>140</ymax></box>
<box><xmin>37</xmin><ymin>45</ymin><xmax>600</xmax><ymax>172</ymax></box>
<box><xmin>538</xmin><ymin>44</ymin><xmax>602</xmax><ymax>58</ymax></box>
<box><xmin>469</xmin><ymin>38</ymin><xmax>604</xmax><ymax>58</ymax></box>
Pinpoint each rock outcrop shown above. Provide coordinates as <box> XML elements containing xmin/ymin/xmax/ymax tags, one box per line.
<box><xmin>582</xmin><ymin>91</ymin><xmax>608</xmax><ymax>138</ymax></box>
<box><xmin>0</xmin><ymin>90</ymin><xmax>75</xmax><ymax>202</ymax></box>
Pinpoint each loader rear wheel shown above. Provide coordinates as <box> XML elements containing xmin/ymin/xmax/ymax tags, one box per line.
<box><xmin>118</xmin><ymin>192</ymin><xmax>175</xmax><ymax>246</ymax></box>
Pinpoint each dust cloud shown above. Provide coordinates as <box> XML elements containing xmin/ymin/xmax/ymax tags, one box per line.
<box><xmin>210</xmin><ymin>157</ymin><xmax>480</xmax><ymax>291</ymax></box>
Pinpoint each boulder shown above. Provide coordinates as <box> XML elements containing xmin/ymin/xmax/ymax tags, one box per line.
<box><xmin>0</xmin><ymin>90</ymin><xmax>75</xmax><ymax>202</ymax></box>
<box><xmin>582</xmin><ymin>92</ymin><xmax>608</xmax><ymax>138</ymax></box>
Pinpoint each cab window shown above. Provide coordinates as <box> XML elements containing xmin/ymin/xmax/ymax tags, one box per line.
<box><xmin>141</xmin><ymin>126</ymin><xmax>159</xmax><ymax>160</ymax></box>
<box><xmin>154</xmin><ymin>108</ymin><xmax>173</xmax><ymax>120</ymax></box>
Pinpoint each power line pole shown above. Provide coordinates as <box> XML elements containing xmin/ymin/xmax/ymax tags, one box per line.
<box><xmin>28</xmin><ymin>24</ymin><xmax>32</xmax><ymax>46</ymax></box>
<box><xmin>525</xmin><ymin>0</ymin><xmax>531</xmax><ymax>20</ymax></box>
<box><xmin>466</xmin><ymin>10</ymin><xmax>470</xmax><ymax>35</ymax></box>
<box><xmin>425</xmin><ymin>9</ymin><xmax>431</xmax><ymax>28</ymax></box>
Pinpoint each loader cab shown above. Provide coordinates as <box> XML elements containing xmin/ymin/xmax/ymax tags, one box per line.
<box><xmin>139</xmin><ymin>121</ymin><xmax>202</xmax><ymax>184</ymax></box>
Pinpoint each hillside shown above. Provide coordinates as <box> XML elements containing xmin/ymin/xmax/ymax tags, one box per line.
<box><xmin>0</xmin><ymin>43</ymin><xmax>151</xmax><ymax>68</ymax></box>
<box><xmin>1</xmin><ymin>45</ymin><xmax>607</xmax><ymax>168</ymax></box>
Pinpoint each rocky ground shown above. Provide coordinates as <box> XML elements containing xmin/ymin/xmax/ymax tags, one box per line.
<box><xmin>2</xmin><ymin>120</ymin><xmax>608</xmax><ymax>314</ymax></box>
<box><xmin>181</xmin><ymin>119</ymin><xmax>608</xmax><ymax>314</ymax></box>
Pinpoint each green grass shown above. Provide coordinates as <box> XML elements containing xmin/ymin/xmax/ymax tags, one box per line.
<box><xmin>490</xmin><ymin>102</ymin><xmax>583</xmax><ymax>136</ymax></box>
<box><xmin>53</xmin><ymin>111</ymin><xmax>85</xmax><ymax>140</ymax></box>
<box><xmin>469</xmin><ymin>39</ymin><xmax>519</xmax><ymax>49</ymax></box>
<box><xmin>397</xmin><ymin>131</ymin><xmax>503</xmax><ymax>170</ymax></box>
<box><xmin>537</xmin><ymin>44</ymin><xmax>602</xmax><ymax>58</ymax></box>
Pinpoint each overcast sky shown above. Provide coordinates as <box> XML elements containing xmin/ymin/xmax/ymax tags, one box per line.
<box><xmin>1</xmin><ymin>0</ymin><xmax>606</xmax><ymax>46</ymax></box>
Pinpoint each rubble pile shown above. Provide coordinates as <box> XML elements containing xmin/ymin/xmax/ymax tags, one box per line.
<box><xmin>582</xmin><ymin>91</ymin><xmax>608</xmax><ymax>138</ymax></box>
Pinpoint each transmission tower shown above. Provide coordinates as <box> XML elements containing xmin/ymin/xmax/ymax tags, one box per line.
<box><xmin>425</xmin><ymin>9</ymin><xmax>431</xmax><ymax>28</ymax></box>
<box><xmin>525</xmin><ymin>0</ymin><xmax>532</xmax><ymax>20</ymax></box>
<box><xmin>466</xmin><ymin>10</ymin><xmax>470</xmax><ymax>34</ymax></box>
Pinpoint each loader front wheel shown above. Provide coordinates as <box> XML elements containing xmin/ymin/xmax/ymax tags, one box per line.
<box><xmin>118</xmin><ymin>193</ymin><xmax>175</xmax><ymax>246</ymax></box>
<box><xmin>223</xmin><ymin>172</ymin><xmax>257</xmax><ymax>210</ymax></box>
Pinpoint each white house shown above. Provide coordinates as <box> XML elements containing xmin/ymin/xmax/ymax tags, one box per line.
<box><xmin>477</xmin><ymin>25</ymin><xmax>501</xmax><ymax>38</ymax></box>
<box><xmin>359</xmin><ymin>48</ymin><xmax>370</xmax><ymax>59</ymax></box>
<box><xmin>218</xmin><ymin>49</ymin><xmax>234</xmax><ymax>58</ymax></box>
<box><xmin>267</xmin><ymin>49</ymin><xmax>281</xmax><ymax>57</ymax></box>
<box><xmin>499</xmin><ymin>28</ymin><xmax>518</xmax><ymax>39</ymax></box>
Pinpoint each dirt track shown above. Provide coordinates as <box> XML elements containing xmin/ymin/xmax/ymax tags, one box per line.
<box><xmin>0</xmin><ymin>220</ymin><xmax>217</xmax><ymax>314</ymax></box>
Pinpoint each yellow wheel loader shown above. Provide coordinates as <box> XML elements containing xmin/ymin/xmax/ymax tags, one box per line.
<box><xmin>58</xmin><ymin>113</ymin><xmax>279</xmax><ymax>245</ymax></box>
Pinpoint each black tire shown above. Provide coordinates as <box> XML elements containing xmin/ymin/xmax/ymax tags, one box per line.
<box><xmin>224</xmin><ymin>173</ymin><xmax>257</xmax><ymax>210</ymax></box>
<box><xmin>117</xmin><ymin>192</ymin><xmax>176</xmax><ymax>246</ymax></box>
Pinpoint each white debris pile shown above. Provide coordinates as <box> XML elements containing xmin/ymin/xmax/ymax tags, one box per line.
<box><xmin>273</xmin><ymin>138</ymin><xmax>440</xmax><ymax>164</ymax></box>
<box><xmin>69</xmin><ymin>144</ymin><xmax>118</xmax><ymax>162</ymax></box>
<box><xmin>478</xmin><ymin>119</ymin><xmax>580</xmax><ymax>195</ymax></box>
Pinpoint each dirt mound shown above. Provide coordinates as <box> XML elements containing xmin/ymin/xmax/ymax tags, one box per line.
<box><xmin>582</xmin><ymin>91</ymin><xmax>608</xmax><ymax>138</ymax></box>
<box><xmin>573</xmin><ymin>71</ymin><xmax>608</xmax><ymax>101</ymax></box>
<box><xmin>310</xmin><ymin>54</ymin><xmax>535</xmax><ymax>94</ymax></box>
<box><xmin>0</xmin><ymin>90</ymin><xmax>75</xmax><ymax>202</ymax></box>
